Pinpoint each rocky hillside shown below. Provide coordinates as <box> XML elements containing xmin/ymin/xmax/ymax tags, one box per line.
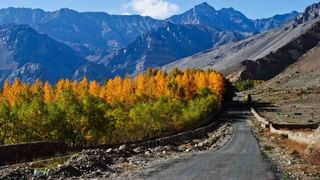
<box><xmin>163</xmin><ymin>3</ymin><xmax>320</xmax><ymax>81</ymax></box>
<box><xmin>0</xmin><ymin>24</ymin><xmax>107</xmax><ymax>85</ymax></box>
<box><xmin>264</xmin><ymin>44</ymin><xmax>320</xmax><ymax>89</ymax></box>
<box><xmin>224</xmin><ymin>21</ymin><xmax>320</xmax><ymax>81</ymax></box>
<box><xmin>101</xmin><ymin>23</ymin><xmax>244</xmax><ymax>77</ymax></box>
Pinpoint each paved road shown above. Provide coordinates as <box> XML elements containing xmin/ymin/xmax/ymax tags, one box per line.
<box><xmin>148</xmin><ymin>103</ymin><xmax>279</xmax><ymax>180</ymax></box>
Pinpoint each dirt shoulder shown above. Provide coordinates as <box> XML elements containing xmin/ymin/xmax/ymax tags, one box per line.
<box><xmin>248</xmin><ymin>113</ymin><xmax>320</xmax><ymax>179</ymax></box>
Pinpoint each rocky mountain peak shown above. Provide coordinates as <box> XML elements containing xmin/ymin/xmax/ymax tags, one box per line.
<box><xmin>194</xmin><ymin>2</ymin><xmax>216</xmax><ymax>11</ymax></box>
<box><xmin>295</xmin><ymin>2</ymin><xmax>320</xmax><ymax>24</ymax></box>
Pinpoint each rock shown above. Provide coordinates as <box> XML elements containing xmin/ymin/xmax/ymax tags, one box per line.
<box><xmin>106</xmin><ymin>148</ymin><xmax>113</xmax><ymax>153</ymax></box>
<box><xmin>144</xmin><ymin>151</ymin><xmax>151</xmax><ymax>156</ymax></box>
<box><xmin>33</xmin><ymin>169</ymin><xmax>44</xmax><ymax>178</ymax></box>
<box><xmin>119</xmin><ymin>145</ymin><xmax>126</xmax><ymax>151</ymax></box>
<box><xmin>133</xmin><ymin>147</ymin><xmax>144</xmax><ymax>154</ymax></box>
<box><xmin>56</xmin><ymin>165</ymin><xmax>82</xmax><ymax>177</ymax></box>
<box><xmin>47</xmin><ymin>149</ymin><xmax>113</xmax><ymax>178</ymax></box>
<box><xmin>176</xmin><ymin>146</ymin><xmax>185</xmax><ymax>152</ymax></box>
<box><xmin>116</xmin><ymin>157</ymin><xmax>126</xmax><ymax>163</ymax></box>
<box><xmin>162</xmin><ymin>151</ymin><xmax>166</xmax><ymax>154</ymax></box>
<box><xmin>153</xmin><ymin>146</ymin><xmax>163</xmax><ymax>152</ymax></box>
<box><xmin>0</xmin><ymin>167</ymin><xmax>34</xmax><ymax>179</ymax></box>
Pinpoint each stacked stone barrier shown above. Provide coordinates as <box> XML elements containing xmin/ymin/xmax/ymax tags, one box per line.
<box><xmin>251</xmin><ymin>106</ymin><xmax>319</xmax><ymax>145</ymax></box>
<box><xmin>0</xmin><ymin>141</ymin><xmax>67</xmax><ymax>166</ymax></box>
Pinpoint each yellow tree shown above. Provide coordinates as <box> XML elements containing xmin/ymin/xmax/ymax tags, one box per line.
<box><xmin>9</xmin><ymin>79</ymin><xmax>27</xmax><ymax>107</ymax></box>
<box><xmin>43</xmin><ymin>81</ymin><xmax>53</xmax><ymax>103</ymax></box>
<box><xmin>154</xmin><ymin>71</ymin><xmax>168</xmax><ymax>97</ymax></box>
<box><xmin>195</xmin><ymin>71</ymin><xmax>209</xmax><ymax>90</ymax></box>
<box><xmin>113</xmin><ymin>76</ymin><xmax>123</xmax><ymax>101</ymax></box>
<box><xmin>31</xmin><ymin>79</ymin><xmax>42</xmax><ymax>95</ymax></box>
<box><xmin>135</xmin><ymin>74</ymin><xmax>146</xmax><ymax>97</ymax></box>
<box><xmin>181</xmin><ymin>70</ymin><xmax>196</xmax><ymax>99</ymax></box>
<box><xmin>121</xmin><ymin>75</ymin><xmax>135</xmax><ymax>104</ymax></box>
<box><xmin>89</xmin><ymin>80</ymin><xmax>100</xmax><ymax>97</ymax></box>
<box><xmin>208</xmin><ymin>71</ymin><xmax>225</xmax><ymax>100</ymax></box>
<box><xmin>79</xmin><ymin>77</ymin><xmax>89</xmax><ymax>97</ymax></box>
<box><xmin>2</xmin><ymin>80</ymin><xmax>11</xmax><ymax>101</ymax></box>
<box><xmin>55</xmin><ymin>79</ymin><xmax>66</xmax><ymax>99</ymax></box>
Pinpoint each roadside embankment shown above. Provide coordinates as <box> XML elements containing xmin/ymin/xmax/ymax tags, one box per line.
<box><xmin>251</xmin><ymin>107</ymin><xmax>319</xmax><ymax>146</ymax></box>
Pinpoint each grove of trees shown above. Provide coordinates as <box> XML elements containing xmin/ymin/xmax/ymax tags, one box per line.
<box><xmin>0</xmin><ymin>69</ymin><xmax>225</xmax><ymax>147</ymax></box>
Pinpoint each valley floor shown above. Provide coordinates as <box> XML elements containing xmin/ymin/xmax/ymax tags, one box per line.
<box><xmin>251</xmin><ymin>87</ymin><xmax>320</xmax><ymax>125</ymax></box>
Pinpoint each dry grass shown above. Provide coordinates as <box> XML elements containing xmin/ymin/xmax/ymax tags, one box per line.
<box><xmin>117</xmin><ymin>162</ymin><xmax>137</xmax><ymax>171</ymax></box>
<box><xmin>278</xmin><ymin>139</ymin><xmax>308</xmax><ymax>155</ymax></box>
<box><xmin>307</xmin><ymin>147</ymin><xmax>320</xmax><ymax>165</ymax></box>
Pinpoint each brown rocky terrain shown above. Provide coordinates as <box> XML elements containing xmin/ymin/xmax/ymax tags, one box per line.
<box><xmin>250</xmin><ymin>44</ymin><xmax>320</xmax><ymax>125</ymax></box>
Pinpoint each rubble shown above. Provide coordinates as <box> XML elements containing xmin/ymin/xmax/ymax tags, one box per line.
<box><xmin>0</xmin><ymin>123</ymin><xmax>233</xmax><ymax>179</ymax></box>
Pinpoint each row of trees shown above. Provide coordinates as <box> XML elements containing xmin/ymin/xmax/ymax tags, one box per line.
<box><xmin>0</xmin><ymin>69</ymin><xmax>225</xmax><ymax>147</ymax></box>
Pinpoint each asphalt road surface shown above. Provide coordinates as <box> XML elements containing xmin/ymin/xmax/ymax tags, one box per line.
<box><xmin>148</xmin><ymin>103</ymin><xmax>279</xmax><ymax>180</ymax></box>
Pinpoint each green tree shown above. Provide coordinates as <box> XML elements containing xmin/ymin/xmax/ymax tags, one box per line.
<box><xmin>0</xmin><ymin>101</ymin><xmax>12</xmax><ymax>144</ymax></box>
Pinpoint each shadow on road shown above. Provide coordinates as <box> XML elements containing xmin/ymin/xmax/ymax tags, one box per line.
<box><xmin>222</xmin><ymin>100</ymin><xmax>277</xmax><ymax>123</ymax></box>
<box><xmin>253</xmin><ymin>101</ymin><xmax>278</xmax><ymax>113</ymax></box>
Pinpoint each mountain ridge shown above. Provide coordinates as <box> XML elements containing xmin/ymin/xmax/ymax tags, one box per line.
<box><xmin>0</xmin><ymin>3</ymin><xmax>298</xmax><ymax>59</ymax></box>
<box><xmin>101</xmin><ymin>22</ymin><xmax>244</xmax><ymax>77</ymax></box>
<box><xmin>162</xmin><ymin>2</ymin><xmax>320</xmax><ymax>83</ymax></box>
<box><xmin>0</xmin><ymin>24</ymin><xmax>108</xmax><ymax>85</ymax></box>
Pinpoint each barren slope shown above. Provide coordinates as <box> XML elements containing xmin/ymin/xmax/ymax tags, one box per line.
<box><xmin>163</xmin><ymin>19</ymin><xmax>313</xmax><ymax>71</ymax></box>
<box><xmin>251</xmin><ymin>46</ymin><xmax>320</xmax><ymax>125</ymax></box>
<box><xmin>264</xmin><ymin>45</ymin><xmax>320</xmax><ymax>89</ymax></box>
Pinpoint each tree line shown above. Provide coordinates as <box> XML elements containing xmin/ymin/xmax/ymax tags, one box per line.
<box><xmin>0</xmin><ymin>68</ymin><xmax>225</xmax><ymax>147</ymax></box>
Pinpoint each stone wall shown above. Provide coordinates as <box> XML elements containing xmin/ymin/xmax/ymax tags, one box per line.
<box><xmin>0</xmin><ymin>141</ymin><xmax>67</xmax><ymax>166</ymax></box>
<box><xmin>251</xmin><ymin>107</ymin><xmax>320</xmax><ymax>146</ymax></box>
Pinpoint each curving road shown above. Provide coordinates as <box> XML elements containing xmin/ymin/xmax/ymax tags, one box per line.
<box><xmin>147</xmin><ymin>102</ymin><xmax>279</xmax><ymax>180</ymax></box>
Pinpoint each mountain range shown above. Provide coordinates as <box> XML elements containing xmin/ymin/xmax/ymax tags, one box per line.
<box><xmin>163</xmin><ymin>2</ymin><xmax>320</xmax><ymax>83</ymax></box>
<box><xmin>0</xmin><ymin>2</ymin><xmax>301</xmax><ymax>84</ymax></box>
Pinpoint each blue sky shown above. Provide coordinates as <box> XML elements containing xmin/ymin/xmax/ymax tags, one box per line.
<box><xmin>0</xmin><ymin>0</ymin><xmax>318</xmax><ymax>19</ymax></box>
